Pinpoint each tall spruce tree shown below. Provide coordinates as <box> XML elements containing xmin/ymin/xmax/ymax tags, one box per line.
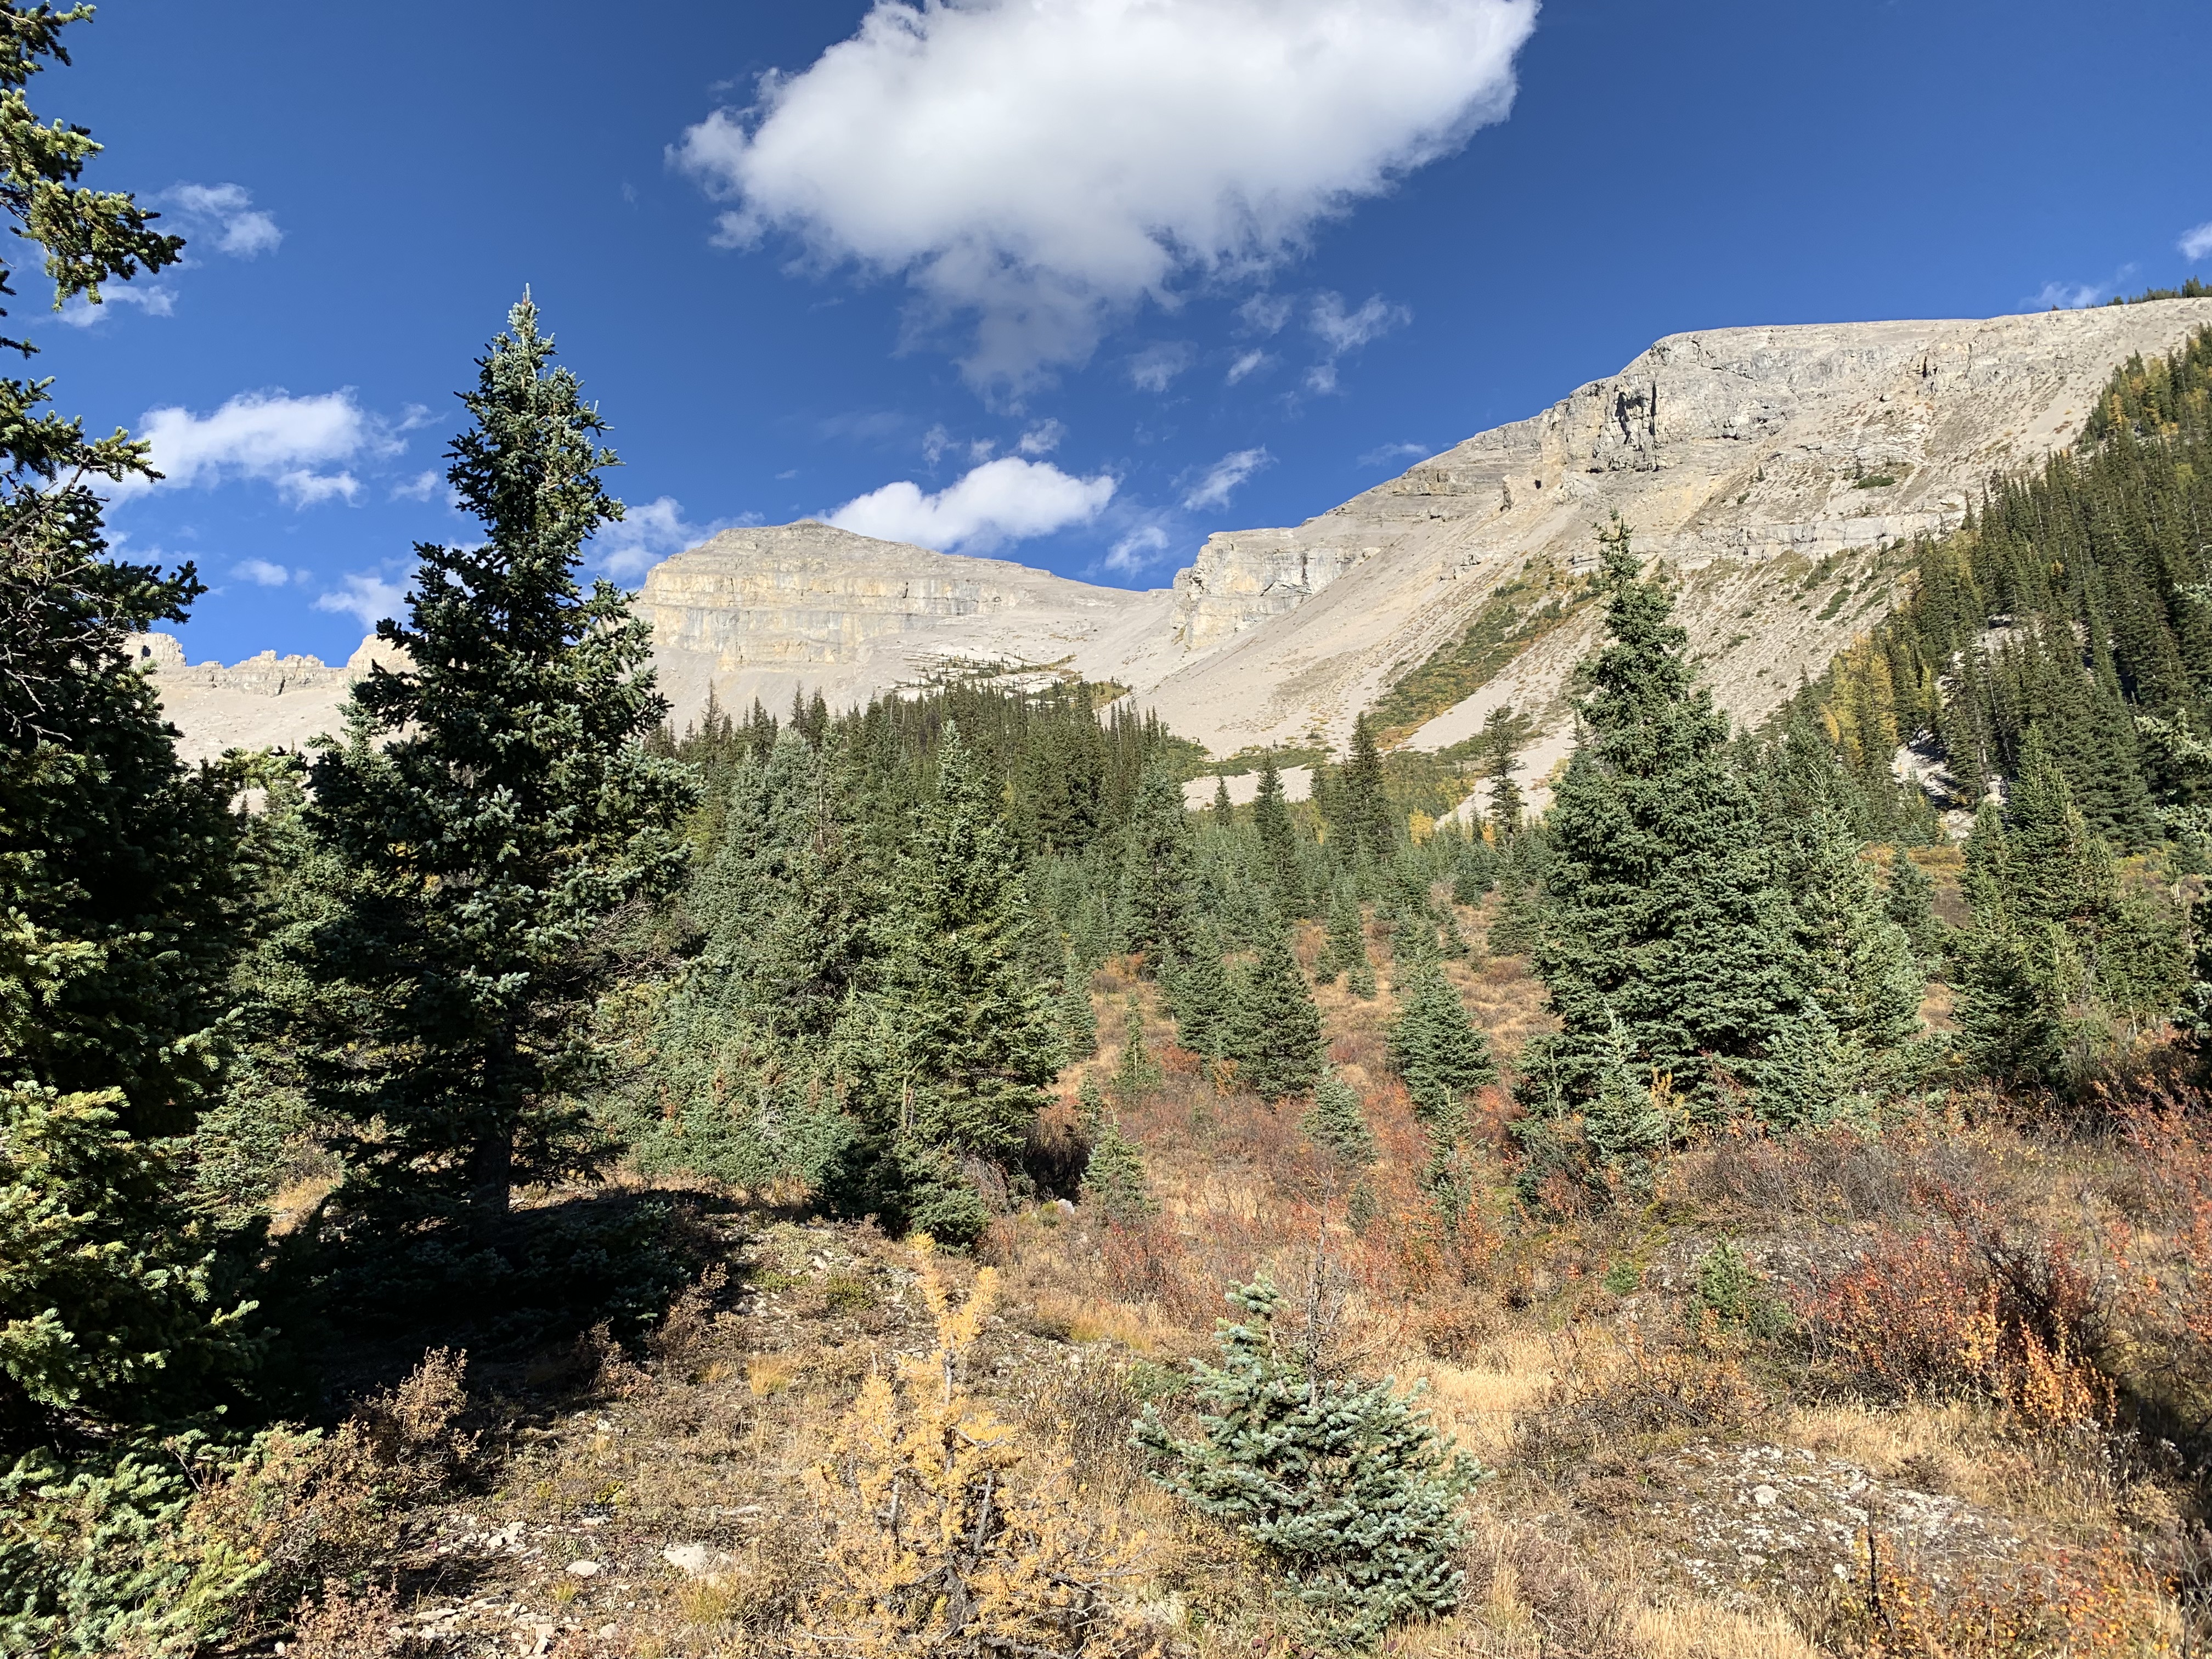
<box><xmin>0</xmin><ymin>5</ymin><xmax>258</xmax><ymax>1447</ymax></box>
<box><xmin>1386</xmin><ymin>960</ymin><xmax>1497</xmax><ymax>1124</ymax></box>
<box><xmin>1477</xmin><ymin>705</ymin><xmax>1528</xmax><ymax>834</ymax></box>
<box><xmin>836</xmin><ymin>726</ymin><xmax>1062</xmax><ymax>1243</ymax></box>
<box><xmin>1123</xmin><ymin>759</ymin><xmax>1197</xmax><ymax>970</ymax></box>
<box><xmin>1302</xmin><ymin>1071</ymin><xmax>1378</xmax><ymax>1169</ymax></box>
<box><xmin>1251</xmin><ymin>751</ymin><xmax>1306</xmax><ymax>913</ymax></box>
<box><xmin>1227</xmin><ymin>925</ymin><xmax>1326</xmax><ymax>1101</ymax></box>
<box><xmin>1339</xmin><ymin>713</ymin><xmax>1395</xmax><ymax>864</ymax></box>
<box><xmin>301</xmin><ymin>301</ymin><xmax>697</xmax><ymax>1238</ymax></box>
<box><xmin>1519</xmin><ymin>521</ymin><xmax>1803</xmax><ymax>1133</ymax></box>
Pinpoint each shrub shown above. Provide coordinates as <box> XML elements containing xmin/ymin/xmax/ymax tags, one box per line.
<box><xmin>799</xmin><ymin>1238</ymin><xmax>1145</xmax><ymax>1655</ymax></box>
<box><xmin>1134</xmin><ymin>1278</ymin><xmax>1483</xmax><ymax>1648</ymax></box>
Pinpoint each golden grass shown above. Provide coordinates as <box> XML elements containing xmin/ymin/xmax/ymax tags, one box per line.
<box><xmin>1424</xmin><ymin>1331</ymin><xmax>1560</xmax><ymax>1462</ymax></box>
<box><xmin>1623</xmin><ymin>1598</ymin><xmax>1820</xmax><ymax>1659</ymax></box>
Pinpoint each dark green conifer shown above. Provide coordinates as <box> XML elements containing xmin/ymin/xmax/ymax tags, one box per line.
<box><xmin>1340</xmin><ymin>712</ymin><xmax>1395</xmax><ymax>864</ymax></box>
<box><xmin>1124</xmin><ymin>759</ymin><xmax>1197</xmax><ymax>969</ymax></box>
<box><xmin>1252</xmin><ymin>751</ymin><xmax>1306</xmax><ymax>913</ymax></box>
<box><xmin>1212</xmin><ymin>774</ymin><xmax>1233</xmax><ymax>823</ymax></box>
<box><xmin>1477</xmin><ymin>705</ymin><xmax>1528</xmax><ymax>834</ymax></box>
<box><xmin>1081</xmin><ymin>1116</ymin><xmax>1155</xmax><ymax>1221</ymax></box>
<box><xmin>1113</xmin><ymin>994</ymin><xmax>1163</xmax><ymax>1105</ymax></box>
<box><xmin>1518</xmin><ymin>520</ymin><xmax>1803</xmax><ymax>1136</ymax></box>
<box><xmin>301</xmin><ymin>301</ymin><xmax>698</xmax><ymax>1238</ymax></box>
<box><xmin>1226</xmin><ymin>927</ymin><xmax>1326</xmax><ymax>1101</ymax></box>
<box><xmin>1318</xmin><ymin>883</ymin><xmax>1370</xmax><ymax>992</ymax></box>
<box><xmin>1058</xmin><ymin>949</ymin><xmax>1098</xmax><ymax>1062</ymax></box>
<box><xmin>1386</xmin><ymin>960</ymin><xmax>1497</xmax><ymax>1124</ymax></box>
<box><xmin>1168</xmin><ymin>923</ymin><xmax>1235</xmax><ymax>1060</ymax></box>
<box><xmin>1302</xmin><ymin>1070</ymin><xmax>1378</xmax><ymax>1169</ymax></box>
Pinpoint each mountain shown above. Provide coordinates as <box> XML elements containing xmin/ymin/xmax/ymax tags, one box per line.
<box><xmin>135</xmin><ymin>301</ymin><xmax>2212</xmax><ymax>772</ymax></box>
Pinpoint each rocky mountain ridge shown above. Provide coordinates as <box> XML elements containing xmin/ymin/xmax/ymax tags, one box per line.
<box><xmin>137</xmin><ymin>301</ymin><xmax>2212</xmax><ymax>781</ymax></box>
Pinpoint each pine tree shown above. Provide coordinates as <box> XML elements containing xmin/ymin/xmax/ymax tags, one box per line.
<box><xmin>301</xmin><ymin>300</ymin><xmax>699</xmax><ymax>1238</ymax></box>
<box><xmin>1080</xmin><ymin>1116</ymin><xmax>1155</xmax><ymax>1221</ymax></box>
<box><xmin>1885</xmin><ymin>849</ymin><xmax>1942</xmax><ymax>968</ymax></box>
<box><xmin>1340</xmin><ymin>713</ymin><xmax>1395</xmax><ymax>864</ymax></box>
<box><xmin>1226</xmin><ymin>927</ymin><xmax>1325</xmax><ymax>1101</ymax></box>
<box><xmin>0</xmin><ymin>7</ymin><xmax>256</xmax><ymax>1447</ymax></box>
<box><xmin>1212</xmin><ymin>773</ymin><xmax>1233</xmax><ymax>824</ymax></box>
<box><xmin>1252</xmin><ymin>751</ymin><xmax>1307</xmax><ymax>913</ymax></box>
<box><xmin>1519</xmin><ymin>520</ymin><xmax>1804</xmax><ymax>1137</ymax></box>
<box><xmin>1386</xmin><ymin>960</ymin><xmax>1497</xmax><ymax>1124</ymax></box>
<box><xmin>1774</xmin><ymin>798</ymin><xmax>1923</xmax><ymax>1054</ymax></box>
<box><xmin>1135</xmin><ymin>1279</ymin><xmax>1484</xmax><ymax>1646</ymax></box>
<box><xmin>1302</xmin><ymin>1071</ymin><xmax>1378</xmax><ymax>1168</ymax></box>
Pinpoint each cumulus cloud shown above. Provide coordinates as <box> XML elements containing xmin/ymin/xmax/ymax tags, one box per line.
<box><xmin>593</xmin><ymin>495</ymin><xmax>732</xmax><ymax>580</ymax></box>
<box><xmin>1226</xmin><ymin>348</ymin><xmax>1273</xmax><ymax>385</ymax></box>
<box><xmin>391</xmin><ymin>468</ymin><xmax>444</xmax><ymax>502</ymax></box>
<box><xmin>165</xmin><ymin>183</ymin><xmax>283</xmax><ymax>258</ymax></box>
<box><xmin>2182</xmin><ymin>222</ymin><xmax>2212</xmax><ymax>262</ymax></box>
<box><xmin>826</xmin><ymin>456</ymin><xmax>1115</xmax><ymax>552</ymax></box>
<box><xmin>677</xmin><ymin>0</ymin><xmax>1537</xmax><ymax>393</ymax></box>
<box><xmin>229</xmin><ymin>558</ymin><xmax>298</xmax><ymax>588</ymax></box>
<box><xmin>1181</xmin><ymin>446</ymin><xmax>1272</xmax><ymax>511</ymax></box>
<box><xmin>314</xmin><ymin>571</ymin><xmax>410</xmax><ymax>631</ymax></box>
<box><xmin>1017</xmin><ymin>420</ymin><xmax>1065</xmax><ymax>455</ymax></box>
<box><xmin>1306</xmin><ymin>291</ymin><xmax>1411</xmax><ymax>391</ymax></box>
<box><xmin>119</xmin><ymin>389</ymin><xmax>399</xmax><ymax>506</ymax></box>
<box><xmin>1104</xmin><ymin>522</ymin><xmax>1173</xmax><ymax>574</ymax></box>
<box><xmin>1127</xmin><ymin>341</ymin><xmax>1195</xmax><ymax>393</ymax></box>
<box><xmin>55</xmin><ymin>285</ymin><xmax>177</xmax><ymax>328</ymax></box>
<box><xmin>1359</xmin><ymin>439</ymin><xmax>1432</xmax><ymax>468</ymax></box>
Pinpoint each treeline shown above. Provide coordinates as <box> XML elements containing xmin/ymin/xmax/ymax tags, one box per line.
<box><xmin>1807</xmin><ymin>321</ymin><xmax>2212</xmax><ymax>845</ymax></box>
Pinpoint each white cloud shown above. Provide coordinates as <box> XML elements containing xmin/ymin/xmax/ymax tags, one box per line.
<box><xmin>165</xmin><ymin>183</ymin><xmax>283</xmax><ymax>258</ymax></box>
<box><xmin>391</xmin><ymin>468</ymin><xmax>443</xmax><ymax>502</ymax></box>
<box><xmin>1105</xmin><ymin>522</ymin><xmax>1173</xmax><ymax>574</ymax></box>
<box><xmin>2181</xmin><ymin>221</ymin><xmax>2212</xmax><ymax>262</ymax></box>
<box><xmin>2030</xmin><ymin>279</ymin><xmax>2109</xmax><ymax>311</ymax></box>
<box><xmin>120</xmin><ymin>389</ymin><xmax>398</xmax><ymax>507</ymax></box>
<box><xmin>1181</xmin><ymin>446</ymin><xmax>1272</xmax><ymax>511</ymax></box>
<box><xmin>1017</xmin><ymin>420</ymin><xmax>1065</xmax><ymax>455</ymax></box>
<box><xmin>1305</xmin><ymin>290</ymin><xmax>1411</xmax><ymax>391</ymax></box>
<box><xmin>55</xmin><ymin>285</ymin><xmax>177</xmax><ymax>328</ymax></box>
<box><xmin>593</xmin><ymin>495</ymin><xmax>728</xmax><ymax>580</ymax></box>
<box><xmin>1226</xmin><ymin>348</ymin><xmax>1272</xmax><ymax>385</ymax></box>
<box><xmin>1127</xmin><ymin>340</ymin><xmax>1195</xmax><ymax>393</ymax></box>
<box><xmin>826</xmin><ymin>455</ymin><xmax>1115</xmax><ymax>552</ymax></box>
<box><xmin>677</xmin><ymin>0</ymin><xmax>1537</xmax><ymax>393</ymax></box>
<box><xmin>229</xmin><ymin>558</ymin><xmax>295</xmax><ymax>588</ymax></box>
<box><xmin>314</xmin><ymin>571</ymin><xmax>410</xmax><ymax>631</ymax></box>
<box><xmin>1238</xmin><ymin>293</ymin><xmax>1294</xmax><ymax>335</ymax></box>
<box><xmin>1359</xmin><ymin>439</ymin><xmax>1432</xmax><ymax>467</ymax></box>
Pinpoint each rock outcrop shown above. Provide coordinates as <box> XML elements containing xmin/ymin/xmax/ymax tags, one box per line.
<box><xmin>635</xmin><ymin>520</ymin><xmax>1175</xmax><ymax>720</ymax></box>
<box><xmin>125</xmin><ymin>632</ymin><xmax>403</xmax><ymax>764</ymax></box>
<box><xmin>1136</xmin><ymin>301</ymin><xmax>2212</xmax><ymax>759</ymax></box>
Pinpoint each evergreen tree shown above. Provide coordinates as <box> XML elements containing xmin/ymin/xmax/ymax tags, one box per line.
<box><xmin>1885</xmin><ymin>849</ymin><xmax>1942</xmax><ymax>969</ymax></box>
<box><xmin>1386</xmin><ymin>960</ymin><xmax>1497</xmax><ymax>1124</ymax></box>
<box><xmin>1080</xmin><ymin>1116</ymin><xmax>1155</xmax><ymax>1221</ymax></box>
<box><xmin>1111</xmin><ymin>994</ymin><xmax>1163</xmax><ymax>1105</ymax></box>
<box><xmin>1058</xmin><ymin>949</ymin><xmax>1098</xmax><ymax>1061</ymax></box>
<box><xmin>1302</xmin><ymin>1070</ymin><xmax>1378</xmax><ymax>1169</ymax></box>
<box><xmin>1339</xmin><ymin>713</ymin><xmax>1396</xmax><ymax>864</ymax></box>
<box><xmin>0</xmin><ymin>7</ymin><xmax>257</xmax><ymax>1447</ymax></box>
<box><xmin>1167</xmin><ymin>923</ymin><xmax>1235</xmax><ymax>1060</ymax></box>
<box><xmin>1251</xmin><ymin>751</ymin><xmax>1306</xmax><ymax>913</ymax></box>
<box><xmin>1477</xmin><ymin>704</ymin><xmax>1528</xmax><ymax>834</ymax></box>
<box><xmin>1135</xmin><ymin>1279</ymin><xmax>1484</xmax><ymax>1646</ymax></box>
<box><xmin>301</xmin><ymin>301</ymin><xmax>698</xmax><ymax>1238</ymax></box>
<box><xmin>1775</xmin><ymin>798</ymin><xmax>1924</xmax><ymax>1054</ymax></box>
<box><xmin>838</xmin><ymin>726</ymin><xmax>1064</xmax><ymax>1242</ymax></box>
<box><xmin>1123</xmin><ymin>759</ymin><xmax>1197</xmax><ymax>969</ymax></box>
<box><xmin>1212</xmin><ymin>773</ymin><xmax>1233</xmax><ymax>823</ymax></box>
<box><xmin>1226</xmin><ymin>927</ymin><xmax>1325</xmax><ymax>1101</ymax></box>
<box><xmin>1318</xmin><ymin>882</ymin><xmax>1370</xmax><ymax>992</ymax></box>
<box><xmin>1519</xmin><ymin>521</ymin><xmax>1804</xmax><ymax>1137</ymax></box>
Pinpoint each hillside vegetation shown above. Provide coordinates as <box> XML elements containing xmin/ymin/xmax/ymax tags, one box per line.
<box><xmin>17</xmin><ymin>8</ymin><xmax>2212</xmax><ymax>1655</ymax></box>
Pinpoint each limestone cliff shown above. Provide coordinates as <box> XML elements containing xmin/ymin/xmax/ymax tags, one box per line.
<box><xmin>126</xmin><ymin>632</ymin><xmax>401</xmax><ymax>764</ymax></box>
<box><xmin>1138</xmin><ymin>300</ymin><xmax>2212</xmax><ymax>763</ymax></box>
<box><xmin>637</xmin><ymin>520</ymin><xmax>1173</xmax><ymax>720</ymax></box>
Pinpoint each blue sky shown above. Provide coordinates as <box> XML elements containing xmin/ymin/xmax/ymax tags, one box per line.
<box><xmin>41</xmin><ymin>0</ymin><xmax>2212</xmax><ymax>664</ymax></box>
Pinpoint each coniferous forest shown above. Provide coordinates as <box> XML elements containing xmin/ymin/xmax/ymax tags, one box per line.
<box><xmin>16</xmin><ymin>10</ymin><xmax>2212</xmax><ymax>1655</ymax></box>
